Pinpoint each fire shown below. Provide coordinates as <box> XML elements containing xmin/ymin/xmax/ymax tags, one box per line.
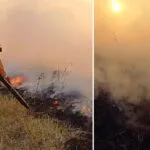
<box><xmin>9</xmin><ymin>76</ymin><xmax>25</xmax><ymax>87</ymax></box>
<box><xmin>51</xmin><ymin>100</ymin><xmax>60</xmax><ymax>109</ymax></box>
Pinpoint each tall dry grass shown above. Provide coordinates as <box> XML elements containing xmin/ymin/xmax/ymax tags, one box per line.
<box><xmin>0</xmin><ymin>95</ymin><xmax>83</xmax><ymax>150</ymax></box>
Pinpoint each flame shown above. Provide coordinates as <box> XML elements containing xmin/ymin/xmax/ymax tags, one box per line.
<box><xmin>51</xmin><ymin>100</ymin><xmax>60</xmax><ymax>109</ymax></box>
<box><xmin>9</xmin><ymin>76</ymin><xmax>25</xmax><ymax>87</ymax></box>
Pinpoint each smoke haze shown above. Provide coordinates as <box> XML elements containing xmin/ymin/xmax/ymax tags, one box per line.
<box><xmin>95</xmin><ymin>0</ymin><xmax>150</xmax><ymax>103</ymax></box>
<box><xmin>0</xmin><ymin>0</ymin><xmax>92</xmax><ymax>98</ymax></box>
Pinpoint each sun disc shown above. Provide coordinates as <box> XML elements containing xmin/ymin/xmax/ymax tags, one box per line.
<box><xmin>112</xmin><ymin>1</ymin><xmax>122</xmax><ymax>13</ymax></box>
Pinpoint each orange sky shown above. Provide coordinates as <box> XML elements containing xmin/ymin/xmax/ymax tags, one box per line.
<box><xmin>95</xmin><ymin>0</ymin><xmax>150</xmax><ymax>59</ymax></box>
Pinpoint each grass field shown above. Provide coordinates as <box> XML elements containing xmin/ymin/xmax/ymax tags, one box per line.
<box><xmin>0</xmin><ymin>95</ymin><xmax>87</xmax><ymax>150</ymax></box>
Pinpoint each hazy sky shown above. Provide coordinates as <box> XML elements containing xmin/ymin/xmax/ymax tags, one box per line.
<box><xmin>95</xmin><ymin>0</ymin><xmax>150</xmax><ymax>102</ymax></box>
<box><xmin>0</xmin><ymin>0</ymin><xmax>92</xmax><ymax>98</ymax></box>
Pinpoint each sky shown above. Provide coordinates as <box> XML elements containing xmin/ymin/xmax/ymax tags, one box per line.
<box><xmin>95</xmin><ymin>0</ymin><xmax>150</xmax><ymax>103</ymax></box>
<box><xmin>0</xmin><ymin>0</ymin><xmax>92</xmax><ymax>98</ymax></box>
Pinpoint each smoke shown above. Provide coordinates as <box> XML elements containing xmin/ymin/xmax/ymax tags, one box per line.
<box><xmin>0</xmin><ymin>0</ymin><xmax>92</xmax><ymax>98</ymax></box>
<box><xmin>95</xmin><ymin>0</ymin><xmax>150</xmax><ymax>103</ymax></box>
<box><xmin>95</xmin><ymin>54</ymin><xmax>150</xmax><ymax>103</ymax></box>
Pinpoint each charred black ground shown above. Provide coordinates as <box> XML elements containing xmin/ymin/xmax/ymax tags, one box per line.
<box><xmin>95</xmin><ymin>87</ymin><xmax>150</xmax><ymax>150</ymax></box>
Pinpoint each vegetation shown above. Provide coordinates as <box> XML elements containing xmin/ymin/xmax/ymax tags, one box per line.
<box><xmin>0</xmin><ymin>95</ymin><xmax>91</xmax><ymax>150</ymax></box>
<box><xmin>0</xmin><ymin>67</ymin><xmax>92</xmax><ymax>149</ymax></box>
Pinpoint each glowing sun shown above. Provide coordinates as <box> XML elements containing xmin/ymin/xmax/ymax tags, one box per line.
<box><xmin>112</xmin><ymin>0</ymin><xmax>122</xmax><ymax>13</ymax></box>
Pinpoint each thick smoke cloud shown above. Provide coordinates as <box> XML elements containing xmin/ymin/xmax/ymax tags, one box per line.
<box><xmin>95</xmin><ymin>0</ymin><xmax>150</xmax><ymax>103</ymax></box>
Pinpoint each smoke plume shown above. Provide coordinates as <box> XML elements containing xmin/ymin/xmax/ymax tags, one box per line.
<box><xmin>95</xmin><ymin>0</ymin><xmax>150</xmax><ymax>103</ymax></box>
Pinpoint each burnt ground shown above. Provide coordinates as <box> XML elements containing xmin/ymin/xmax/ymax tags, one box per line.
<box><xmin>95</xmin><ymin>88</ymin><xmax>150</xmax><ymax>150</ymax></box>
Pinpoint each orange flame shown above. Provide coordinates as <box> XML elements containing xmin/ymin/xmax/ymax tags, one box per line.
<box><xmin>9</xmin><ymin>76</ymin><xmax>25</xmax><ymax>87</ymax></box>
<box><xmin>51</xmin><ymin>100</ymin><xmax>60</xmax><ymax>109</ymax></box>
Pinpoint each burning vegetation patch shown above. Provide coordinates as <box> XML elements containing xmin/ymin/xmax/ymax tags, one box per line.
<box><xmin>8</xmin><ymin>75</ymin><xmax>26</xmax><ymax>87</ymax></box>
<box><xmin>0</xmin><ymin>69</ymin><xmax>92</xmax><ymax>149</ymax></box>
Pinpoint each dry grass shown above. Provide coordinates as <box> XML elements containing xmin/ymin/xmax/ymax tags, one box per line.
<box><xmin>0</xmin><ymin>95</ymin><xmax>82</xmax><ymax>150</ymax></box>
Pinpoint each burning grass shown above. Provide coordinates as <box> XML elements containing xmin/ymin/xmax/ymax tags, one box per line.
<box><xmin>0</xmin><ymin>69</ymin><xmax>92</xmax><ymax>130</ymax></box>
<box><xmin>0</xmin><ymin>95</ymin><xmax>91</xmax><ymax>150</ymax></box>
<box><xmin>0</xmin><ymin>68</ymin><xmax>92</xmax><ymax>149</ymax></box>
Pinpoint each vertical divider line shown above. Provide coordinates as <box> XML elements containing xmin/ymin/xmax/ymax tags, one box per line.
<box><xmin>92</xmin><ymin>0</ymin><xmax>94</xmax><ymax>149</ymax></box>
